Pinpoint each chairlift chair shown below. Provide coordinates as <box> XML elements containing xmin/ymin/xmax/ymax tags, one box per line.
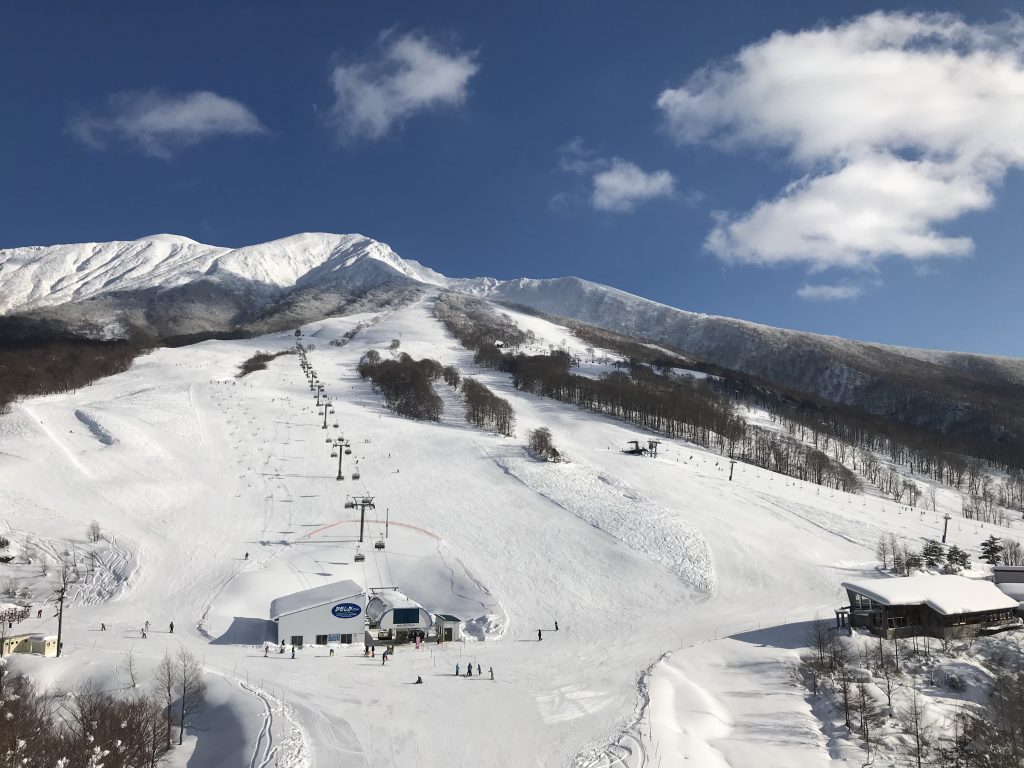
<box><xmin>331</xmin><ymin>450</ymin><xmax>338</xmax><ymax>458</ymax></box>
<box><xmin>374</xmin><ymin>539</ymin><xmax>385</xmax><ymax>550</ymax></box>
<box><xmin>344</xmin><ymin>500</ymin><xmax>355</xmax><ymax>509</ymax></box>
<box><xmin>354</xmin><ymin>549</ymin><xmax>365</xmax><ymax>563</ymax></box>
<box><xmin>333</xmin><ymin>422</ymin><xmax>339</xmax><ymax>428</ymax></box>
<box><xmin>344</xmin><ymin>447</ymin><xmax>352</xmax><ymax>455</ymax></box>
<box><xmin>352</xmin><ymin>470</ymin><xmax>360</xmax><ymax>480</ymax></box>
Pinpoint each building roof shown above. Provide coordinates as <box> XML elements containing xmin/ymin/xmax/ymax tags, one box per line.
<box><xmin>365</xmin><ymin>590</ymin><xmax>427</xmax><ymax>623</ymax></box>
<box><xmin>435</xmin><ymin>614</ymin><xmax>461</xmax><ymax>623</ymax></box>
<box><xmin>270</xmin><ymin>579</ymin><xmax>363</xmax><ymax>619</ymax></box>
<box><xmin>843</xmin><ymin>575</ymin><xmax>1019</xmax><ymax>616</ymax></box>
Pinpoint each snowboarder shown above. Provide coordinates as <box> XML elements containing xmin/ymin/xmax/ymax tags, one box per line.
<box><xmin>169</xmin><ymin>621</ymin><xmax>174</xmax><ymax>633</ymax></box>
<box><xmin>455</xmin><ymin>663</ymin><xmax>460</xmax><ymax>676</ymax></box>
<box><xmin>537</xmin><ymin>629</ymin><xmax>542</xmax><ymax>641</ymax></box>
<box><xmin>291</xmin><ymin>648</ymin><xmax>295</xmax><ymax>659</ymax></box>
<box><xmin>489</xmin><ymin>667</ymin><xmax>494</xmax><ymax>680</ymax></box>
<box><xmin>414</xmin><ymin>676</ymin><xmax>423</xmax><ymax>684</ymax></box>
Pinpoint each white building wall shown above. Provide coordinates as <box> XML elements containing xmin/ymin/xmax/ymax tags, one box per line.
<box><xmin>275</xmin><ymin>595</ymin><xmax>366</xmax><ymax>645</ymax></box>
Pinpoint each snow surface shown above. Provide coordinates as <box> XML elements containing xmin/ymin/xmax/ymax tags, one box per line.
<box><xmin>842</xmin><ymin>574</ymin><xmax>1019</xmax><ymax>615</ymax></box>
<box><xmin>3</xmin><ymin>291</ymin><xmax>1023</xmax><ymax>767</ymax></box>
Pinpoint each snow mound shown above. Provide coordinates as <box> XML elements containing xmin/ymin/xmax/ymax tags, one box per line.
<box><xmin>495</xmin><ymin>453</ymin><xmax>715</xmax><ymax>593</ymax></box>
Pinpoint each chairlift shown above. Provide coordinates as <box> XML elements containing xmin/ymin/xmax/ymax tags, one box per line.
<box><xmin>354</xmin><ymin>549</ymin><xmax>365</xmax><ymax>563</ymax></box>
<box><xmin>344</xmin><ymin>447</ymin><xmax>352</xmax><ymax>455</ymax></box>
<box><xmin>352</xmin><ymin>470</ymin><xmax>361</xmax><ymax>480</ymax></box>
<box><xmin>325</xmin><ymin>438</ymin><xmax>333</xmax><ymax>444</ymax></box>
<box><xmin>374</xmin><ymin>539</ymin><xmax>385</xmax><ymax>550</ymax></box>
<box><xmin>331</xmin><ymin>450</ymin><xmax>338</xmax><ymax>458</ymax></box>
<box><xmin>333</xmin><ymin>422</ymin><xmax>339</xmax><ymax>428</ymax></box>
<box><xmin>344</xmin><ymin>500</ymin><xmax>355</xmax><ymax>509</ymax></box>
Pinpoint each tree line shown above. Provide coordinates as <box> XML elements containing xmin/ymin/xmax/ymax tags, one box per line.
<box><xmin>434</xmin><ymin>293</ymin><xmax>859</xmax><ymax>492</ymax></box>
<box><xmin>459</xmin><ymin>377</ymin><xmax>515</xmax><ymax>436</ymax></box>
<box><xmin>0</xmin><ymin>647</ymin><xmax>205</xmax><ymax>767</ymax></box>
<box><xmin>236</xmin><ymin>349</ymin><xmax>296</xmax><ymax>378</ymax></box>
<box><xmin>357</xmin><ymin>350</ymin><xmax>444</xmax><ymax>421</ymax></box>
<box><xmin>501</xmin><ymin>301</ymin><xmax>1024</xmax><ymax>509</ymax></box>
<box><xmin>0</xmin><ymin>329</ymin><xmax>153</xmax><ymax>415</ymax></box>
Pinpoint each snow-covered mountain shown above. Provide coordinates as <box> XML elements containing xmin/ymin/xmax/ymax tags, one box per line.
<box><xmin>2</xmin><ymin>232</ymin><xmax>1022</xmax><ymax>443</ymax></box>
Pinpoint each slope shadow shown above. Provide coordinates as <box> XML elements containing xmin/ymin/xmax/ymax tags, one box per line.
<box><xmin>211</xmin><ymin>617</ymin><xmax>277</xmax><ymax>645</ymax></box>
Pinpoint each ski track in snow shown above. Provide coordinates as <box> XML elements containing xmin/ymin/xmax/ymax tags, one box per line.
<box><xmin>494</xmin><ymin>453</ymin><xmax>715</xmax><ymax>594</ymax></box>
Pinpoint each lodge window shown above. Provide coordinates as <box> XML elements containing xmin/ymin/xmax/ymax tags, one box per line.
<box><xmin>340</xmin><ymin>634</ymin><xmax>353</xmax><ymax>644</ymax></box>
<box><xmin>315</xmin><ymin>635</ymin><xmax>329</xmax><ymax>645</ymax></box>
<box><xmin>290</xmin><ymin>635</ymin><xmax>303</xmax><ymax>646</ymax></box>
<box><xmin>887</xmin><ymin>616</ymin><xmax>907</xmax><ymax>628</ymax></box>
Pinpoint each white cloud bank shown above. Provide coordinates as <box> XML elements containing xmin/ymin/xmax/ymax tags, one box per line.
<box><xmin>657</xmin><ymin>12</ymin><xmax>1024</xmax><ymax>270</ymax></box>
<box><xmin>330</xmin><ymin>33</ymin><xmax>478</xmax><ymax>140</ymax></box>
<box><xmin>71</xmin><ymin>91</ymin><xmax>265</xmax><ymax>159</ymax></box>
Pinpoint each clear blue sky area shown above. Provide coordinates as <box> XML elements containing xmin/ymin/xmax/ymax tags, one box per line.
<box><xmin>2</xmin><ymin>1</ymin><xmax>1022</xmax><ymax>355</ymax></box>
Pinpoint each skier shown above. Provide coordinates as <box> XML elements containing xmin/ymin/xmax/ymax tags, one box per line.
<box><xmin>141</xmin><ymin>628</ymin><xmax>147</xmax><ymax>639</ymax></box>
<box><xmin>244</xmin><ymin>552</ymin><xmax>249</xmax><ymax>560</ymax></box>
<box><xmin>169</xmin><ymin>621</ymin><xmax>174</xmax><ymax>634</ymax></box>
<box><xmin>36</xmin><ymin>609</ymin><xmax>42</xmax><ymax>619</ymax></box>
<box><xmin>329</xmin><ymin>648</ymin><xmax>335</xmax><ymax>657</ymax></box>
<box><xmin>291</xmin><ymin>648</ymin><xmax>295</xmax><ymax>659</ymax></box>
<box><xmin>489</xmin><ymin>667</ymin><xmax>494</xmax><ymax>680</ymax></box>
<box><xmin>144</xmin><ymin>620</ymin><xmax>150</xmax><ymax>631</ymax></box>
<box><xmin>414</xmin><ymin>676</ymin><xmax>423</xmax><ymax>684</ymax></box>
<box><xmin>264</xmin><ymin>645</ymin><xmax>269</xmax><ymax>658</ymax></box>
<box><xmin>555</xmin><ymin>621</ymin><xmax>559</xmax><ymax>631</ymax></box>
<box><xmin>467</xmin><ymin>664</ymin><xmax>473</xmax><ymax>677</ymax></box>
<box><xmin>100</xmin><ymin>623</ymin><xmax>106</xmax><ymax>631</ymax></box>
<box><xmin>477</xmin><ymin>664</ymin><xmax>481</xmax><ymax>676</ymax></box>
<box><xmin>455</xmin><ymin>663</ymin><xmax>460</xmax><ymax>676</ymax></box>
<box><xmin>279</xmin><ymin>645</ymin><xmax>285</xmax><ymax>654</ymax></box>
<box><xmin>537</xmin><ymin>629</ymin><xmax>542</xmax><ymax>641</ymax></box>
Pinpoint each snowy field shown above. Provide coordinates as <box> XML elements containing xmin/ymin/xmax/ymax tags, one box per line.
<box><xmin>2</xmin><ymin>293</ymin><xmax>1021</xmax><ymax>767</ymax></box>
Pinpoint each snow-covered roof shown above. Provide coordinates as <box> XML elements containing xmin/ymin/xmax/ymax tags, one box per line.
<box><xmin>366</xmin><ymin>590</ymin><xmax>427</xmax><ymax>622</ymax></box>
<box><xmin>435</xmin><ymin>614</ymin><xmax>461</xmax><ymax>623</ymax></box>
<box><xmin>843</xmin><ymin>575</ymin><xmax>1019</xmax><ymax>616</ymax></box>
<box><xmin>270</xmin><ymin>579</ymin><xmax>363</xmax><ymax>619</ymax></box>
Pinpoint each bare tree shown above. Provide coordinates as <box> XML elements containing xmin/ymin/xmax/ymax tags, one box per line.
<box><xmin>153</xmin><ymin>653</ymin><xmax>175</xmax><ymax>749</ymax></box>
<box><xmin>88</xmin><ymin>520</ymin><xmax>103</xmax><ymax>543</ymax></box>
<box><xmin>176</xmin><ymin>648</ymin><xmax>206</xmax><ymax>745</ymax></box>
<box><xmin>899</xmin><ymin>685</ymin><xmax>936</xmax><ymax>768</ymax></box>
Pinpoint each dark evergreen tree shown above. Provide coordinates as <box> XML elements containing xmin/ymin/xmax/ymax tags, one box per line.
<box><xmin>980</xmin><ymin>535</ymin><xmax>1004</xmax><ymax>565</ymax></box>
<box><xmin>921</xmin><ymin>540</ymin><xmax>944</xmax><ymax>569</ymax></box>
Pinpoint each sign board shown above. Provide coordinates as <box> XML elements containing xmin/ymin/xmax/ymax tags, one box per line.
<box><xmin>331</xmin><ymin>602</ymin><xmax>362</xmax><ymax>619</ymax></box>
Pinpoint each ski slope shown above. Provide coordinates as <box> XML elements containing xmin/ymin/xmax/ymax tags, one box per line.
<box><xmin>2</xmin><ymin>293</ymin><xmax>1019</xmax><ymax>767</ymax></box>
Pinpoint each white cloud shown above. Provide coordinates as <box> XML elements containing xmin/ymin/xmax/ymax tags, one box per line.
<box><xmin>330</xmin><ymin>33</ymin><xmax>478</xmax><ymax>140</ymax></box>
<box><xmin>71</xmin><ymin>90</ymin><xmax>265</xmax><ymax>159</ymax></box>
<box><xmin>593</xmin><ymin>159</ymin><xmax>675</xmax><ymax>212</ymax></box>
<box><xmin>796</xmin><ymin>283</ymin><xmax>863</xmax><ymax>301</ymax></box>
<box><xmin>657</xmin><ymin>12</ymin><xmax>1024</xmax><ymax>270</ymax></box>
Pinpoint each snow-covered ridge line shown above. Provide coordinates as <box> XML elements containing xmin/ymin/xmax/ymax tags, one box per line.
<box><xmin>0</xmin><ymin>232</ymin><xmax>446</xmax><ymax>315</ymax></box>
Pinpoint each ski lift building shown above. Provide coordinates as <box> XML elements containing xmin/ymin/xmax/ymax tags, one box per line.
<box><xmin>366</xmin><ymin>590</ymin><xmax>433</xmax><ymax>642</ymax></box>
<box><xmin>434</xmin><ymin>614</ymin><xmax>462</xmax><ymax>642</ymax></box>
<box><xmin>270</xmin><ymin>580</ymin><xmax>365</xmax><ymax>647</ymax></box>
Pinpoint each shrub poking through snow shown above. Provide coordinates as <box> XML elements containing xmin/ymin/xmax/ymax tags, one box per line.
<box><xmin>528</xmin><ymin>427</ymin><xmax>561</xmax><ymax>461</ymax></box>
<box><xmin>237</xmin><ymin>349</ymin><xmax>295</xmax><ymax>378</ymax></box>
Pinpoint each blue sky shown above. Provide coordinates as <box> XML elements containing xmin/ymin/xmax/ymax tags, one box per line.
<box><xmin>3</xmin><ymin>1</ymin><xmax>1023</xmax><ymax>356</ymax></box>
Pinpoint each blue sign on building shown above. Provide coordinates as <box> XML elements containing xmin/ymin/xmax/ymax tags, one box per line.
<box><xmin>332</xmin><ymin>602</ymin><xmax>362</xmax><ymax>619</ymax></box>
